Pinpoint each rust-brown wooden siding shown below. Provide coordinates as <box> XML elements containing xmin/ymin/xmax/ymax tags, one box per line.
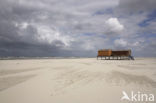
<box><xmin>98</xmin><ymin>49</ymin><xmax>112</xmax><ymax>56</ymax></box>
<box><xmin>97</xmin><ymin>49</ymin><xmax>131</xmax><ymax>56</ymax></box>
<box><xmin>111</xmin><ymin>50</ymin><xmax>131</xmax><ymax>56</ymax></box>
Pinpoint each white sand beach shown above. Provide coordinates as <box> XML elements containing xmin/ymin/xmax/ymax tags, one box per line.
<box><xmin>0</xmin><ymin>58</ymin><xmax>156</xmax><ymax>103</ymax></box>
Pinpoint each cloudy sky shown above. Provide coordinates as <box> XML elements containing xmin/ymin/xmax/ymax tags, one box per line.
<box><xmin>0</xmin><ymin>0</ymin><xmax>156</xmax><ymax>57</ymax></box>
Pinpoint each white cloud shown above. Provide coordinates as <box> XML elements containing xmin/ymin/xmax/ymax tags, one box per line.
<box><xmin>21</xmin><ymin>22</ymin><xmax>29</xmax><ymax>29</ymax></box>
<box><xmin>106</xmin><ymin>17</ymin><xmax>124</xmax><ymax>33</ymax></box>
<box><xmin>14</xmin><ymin>22</ymin><xmax>29</xmax><ymax>29</ymax></box>
<box><xmin>37</xmin><ymin>26</ymin><xmax>73</xmax><ymax>47</ymax></box>
<box><xmin>114</xmin><ymin>39</ymin><xmax>127</xmax><ymax>47</ymax></box>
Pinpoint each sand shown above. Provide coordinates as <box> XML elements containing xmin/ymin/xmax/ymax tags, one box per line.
<box><xmin>0</xmin><ymin>58</ymin><xmax>156</xmax><ymax>103</ymax></box>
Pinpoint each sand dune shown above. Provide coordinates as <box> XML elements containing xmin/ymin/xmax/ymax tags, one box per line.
<box><xmin>0</xmin><ymin>58</ymin><xmax>156</xmax><ymax>103</ymax></box>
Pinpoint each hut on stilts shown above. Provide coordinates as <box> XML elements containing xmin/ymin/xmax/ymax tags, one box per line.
<box><xmin>97</xmin><ymin>49</ymin><xmax>134</xmax><ymax>60</ymax></box>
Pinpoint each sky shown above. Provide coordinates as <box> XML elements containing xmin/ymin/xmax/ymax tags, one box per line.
<box><xmin>0</xmin><ymin>0</ymin><xmax>156</xmax><ymax>57</ymax></box>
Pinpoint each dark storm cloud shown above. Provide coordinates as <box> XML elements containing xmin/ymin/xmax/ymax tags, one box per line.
<box><xmin>0</xmin><ymin>0</ymin><xmax>66</xmax><ymax>56</ymax></box>
<box><xmin>113</xmin><ymin>0</ymin><xmax>156</xmax><ymax>57</ymax></box>
<box><xmin>118</xmin><ymin>0</ymin><xmax>156</xmax><ymax>13</ymax></box>
<box><xmin>0</xmin><ymin>0</ymin><xmax>156</xmax><ymax>57</ymax></box>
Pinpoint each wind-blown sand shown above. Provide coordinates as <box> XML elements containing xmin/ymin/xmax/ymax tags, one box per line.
<box><xmin>0</xmin><ymin>58</ymin><xmax>156</xmax><ymax>103</ymax></box>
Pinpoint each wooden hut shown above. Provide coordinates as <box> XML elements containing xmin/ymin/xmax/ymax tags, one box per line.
<box><xmin>98</xmin><ymin>49</ymin><xmax>112</xmax><ymax>56</ymax></box>
<box><xmin>97</xmin><ymin>49</ymin><xmax>134</xmax><ymax>60</ymax></box>
<box><xmin>111</xmin><ymin>50</ymin><xmax>131</xmax><ymax>56</ymax></box>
